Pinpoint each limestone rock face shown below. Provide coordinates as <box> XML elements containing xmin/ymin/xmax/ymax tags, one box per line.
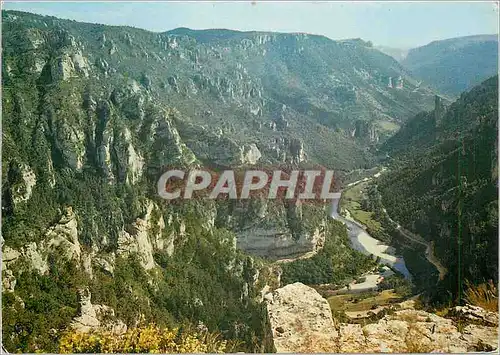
<box><xmin>461</xmin><ymin>324</ymin><xmax>499</xmax><ymax>350</ymax></box>
<box><xmin>237</xmin><ymin>224</ymin><xmax>324</xmax><ymax>260</ymax></box>
<box><xmin>113</xmin><ymin>127</ymin><xmax>145</xmax><ymax>185</ymax></box>
<box><xmin>2</xmin><ymin>246</ymin><xmax>21</xmax><ymax>263</ymax></box>
<box><xmin>49</xmin><ymin>113</ymin><xmax>86</xmax><ymax>171</ymax></box>
<box><xmin>2</xmin><ymin>269</ymin><xmax>17</xmax><ymax>293</ymax></box>
<box><xmin>94</xmin><ymin>101</ymin><xmax>145</xmax><ymax>184</ymax></box>
<box><xmin>265</xmin><ymin>282</ymin><xmax>339</xmax><ymax>352</ymax></box>
<box><xmin>71</xmin><ymin>288</ymin><xmax>127</xmax><ymax>334</ymax></box>
<box><xmin>232</xmin><ymin>200</ymin><xmax>326</xmax><ymax>259</ymax></box>
<box><xmin>22</xmin><ymin>242</ymin><xmax>49</xmax><ymax>275</ymax></box>
<box><xmin>240</xmin><ymin>143</ymin><xmax>262</xmax><ymax>165</ymax></box>
<box><xmin>266</xmin><ymin>283</ymin><xmax>499</xmax><ymax>353</ymax></box>
<box><xmin>267</xmin><ymin>137</ymin><xmax>307</xmax><ymax>164</ymax></box>
<box><xmin>51</xmin><ymin>51</ymin><xmax>90</xmax><ymax>81</ymax></box>
<box><xmin>288</xmin><ymin>138</ymin><xmax>306</xmax><ymax>164</ymax></box>
<box><xmin>10</xmin><ymin>163</ymin><xmax>36</xmax><ymax>205</ymax></box>
<box><xmin>360</xmin><ymin>309</ymin><xmax>468</xmax><ymax>353</ymax></box>
<box><xmin>149</xmin><ymin>113</ymin><xmax>197</xmax><ymax>167</ymax></box>
<box><xmin>452</xmin><ymin>304</ymin><xmax>499</xmax><ymax>327</ymax></box>
<box><xmin>117</xmin><ymin>201</ymin><xmax>166</xmax><ymax>270</ymax></box>
<box><xmin>46</xmin><ymin>206</ymin><xmax>81</xmax><ymax>262</ymax></box>
<box><xmin>353</xmin><ymin>119</ymin><xmax>379</xmax><ymax>143</ymax></box>
<box><xmin>1</xmin><ymin>207</ymin><xmax>81</xmax><ymax>283</ymax></box>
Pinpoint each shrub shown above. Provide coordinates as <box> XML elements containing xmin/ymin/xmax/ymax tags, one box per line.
<box><xmin>58</xmin><ymin>324</ymin><xmax>233</xmax><ymax>353</ymax></box>
<box><xmin>464</xmin><ymin>279</ymin><xmax>498</xmax><ymax>312</ymax></box>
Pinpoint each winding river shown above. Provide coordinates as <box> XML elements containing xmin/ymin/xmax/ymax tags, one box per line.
<box><xmin>330</xmin><ymin>178</ymin><xmax>412</xmax><ymax>280</ymax></box>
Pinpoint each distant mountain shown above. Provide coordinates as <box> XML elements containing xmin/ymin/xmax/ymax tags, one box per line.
<box><xmin>2</xmin><ymin>10</ymin><xmax>439</xmax><ymax>172</ymax></box>
<box><xmin>380</xmin><ymin>76</ymin><xmax>498</xmax><ymax>301</ymax></box>
<box><xmin>375</xmin><ymin>45</ymin><xmax>409</xmax><ymax>62</ymax></box>
<box><xmin>401</xmin><ymin>35</ymin><xmax>498</xmax><ymax>97</ymax></box>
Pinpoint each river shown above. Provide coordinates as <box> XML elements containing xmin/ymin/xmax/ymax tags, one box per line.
<box><xmin>330</xmin><ymin>183</ymin><xmax>412</xmax><ymax>280</ymax></box>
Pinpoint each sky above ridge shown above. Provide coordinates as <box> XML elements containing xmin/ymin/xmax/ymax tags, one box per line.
<box><xmin>2</xmin><ymin>1</ymin><xmax>499</xmax><ymax>48</ymax></box>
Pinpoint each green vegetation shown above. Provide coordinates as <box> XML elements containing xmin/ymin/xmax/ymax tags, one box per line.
<box><xmin>341</xmin><ymin>166</ymin><xmax>382</xmax><ymax>185</ymax></box>
<box><xmin>402</xmin><ymin>35</ymin><xmax>498</xmax><ymax>96</ymax></box>
<box><xmin>340</xmin><ymin>181</ymin><xmax>394</xmax><ymax>244</ymax></box>
<box><xmin>2</xmin><ymin>226</ymin><xmax>269</xmax><ymax>353</ymax></box>
<box><xmin>378</xmin><ymin>275</ymin><xmax>413</xmax><ymax>298</ymax></box>
<box><xmin>375</xmin><ymin>119</ymin><xmax>400</xmax><ymax>132</ymax></box>
<box><xmin>1</xmin><ymin>259</ymin><xmax>84</xmax><ymax>352</ymax></box>
<box><xmin>58</xmin><ymin>324</ymin><xmax>235</xmax><ymax>353</ymax></box>
<box><xmin>280</xmin><ymin>219</ymin><xmax>376</xmax><ymax>286</ymax></box>
<box><xmin>328</xmin><ymin>289</ymin><xmax>401</xmax><ymax>314</ymax></box>
<box><xmin>2</xmin><ymin>9</ymin><xmax>437</xmax><ymax>172</ymax></box>
<box><xmin>341</xmin><ymin>182</ymin><xmax>381</xmax><ymax>228</ymax></box>
<box><xmin>2</xmin><ymin>8</ymin><xmax>497</xmax><ymax>354</ymax></box>
<box><xmin>380</xmin><ymin>76</ymin><xmax>499</xmax><ymax>304</ymax></box>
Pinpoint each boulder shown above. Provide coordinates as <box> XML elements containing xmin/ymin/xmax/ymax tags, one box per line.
<box><xmin>265</xmin><ymin>282</ymin><xmax>339</xmax><ymax>352</ymax></box>
<box><xmin>452</xmin><ymin>304</ymin><xmax>499</xmax><ymax>327</ymax></box>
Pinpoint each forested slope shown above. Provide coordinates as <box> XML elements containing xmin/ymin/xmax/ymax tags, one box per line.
<box><xmin>379</xmin><ymin>76</ymin><xmax>498</xmax><ymax>302</ymax></box>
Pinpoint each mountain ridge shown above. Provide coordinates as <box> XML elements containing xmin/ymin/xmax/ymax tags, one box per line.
<box><xmin>401</xmin><ymin>34</ymin><xmax>498</xmax><ymax>96</ymax></box>
<box><xmin>2</xmin><ymin>9</ymin><xmax>439</xmax><ymax>171</ymax></box>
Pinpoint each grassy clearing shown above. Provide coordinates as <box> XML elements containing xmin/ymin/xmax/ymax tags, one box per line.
<box><xmin>340</xmin><ymin>182</ymin><xmax>383</xmax><ymax>233</ymax></box>
<box><xmin>328</xmin><ymin>290</ymin><xmax>401</xmax><ymax>313</ymax></box>
<box><xmin>375</xmin><ymin>119</ymin><xmax>400</xmax><ymax>132</ymax></box>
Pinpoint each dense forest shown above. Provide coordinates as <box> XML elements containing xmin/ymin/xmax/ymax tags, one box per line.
<box><xmin>379</xmin><ymin>76</ymin><xmax>498</xmax><ymax>303</ymax></box>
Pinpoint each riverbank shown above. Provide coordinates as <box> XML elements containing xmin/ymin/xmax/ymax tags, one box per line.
<box><xmin>331</xmin><ymin>181</ymin><xmax>412</xmax><ymax>281</ymax></box>
<box><xmin>336</xmin><ymin>167</ymin><xmax>448</xmax><ymax>285</ymax></box>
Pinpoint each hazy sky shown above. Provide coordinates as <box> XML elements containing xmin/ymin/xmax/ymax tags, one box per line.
<box><xmin>2</xmin><ymin>1</ymin><xmax>499</xmax><ymax>48</ymax></box>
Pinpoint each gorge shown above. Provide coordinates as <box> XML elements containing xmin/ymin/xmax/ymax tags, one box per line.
<box><xmin>1</xmin><ymin>8</ymin><xmax>498</xmax><ymax>354</ymax></box>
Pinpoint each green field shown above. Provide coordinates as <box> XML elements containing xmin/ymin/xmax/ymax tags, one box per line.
<box><xmin>339</xmin><ymin>182</ymin><xmax>383</xmax><ymax>233</ymax></box>
<box><xmin>328</xmin><ymin>289</ymin><xmax>401</xmax><ymax>313</ymax></box>
<box><xmin>375</xmin><ymin>119</ymin><xmax>400</xmax><ymax>132</ymax></box>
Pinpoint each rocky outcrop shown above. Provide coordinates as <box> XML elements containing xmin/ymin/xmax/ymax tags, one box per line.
<box><xmin>1</xmin><ymin>207</ymin><xmax>81</xmax><ymax>287</ymax></box>
<box><xmin>71</xmin><ymin>288</ymin><xmax>126</xmax><ymax>334</ymax></box>
<box><xmin>113</xmin><ymin>127</ymin><xmax>145</xmax><ymax>185</ymax></box>
<box><xmin>149</xmin><ymin>111</ymin><xmax>197</xmax><ymax>168</ymax></box>
<box><xmin>2</xmin><ymin>269</ymin><xmax>17</xmax><ymax>293</ymax></box>
<box><xmin>434</xmin><ymin>95</ymin><xmax>446</xmax><ymax>126</ymax></box>
<box><xmin>267</xmin><ymin>137</ymin><xmax>307</xmax><ymax>164</ymax></box>
<box><xmin>352</xmin><ymin>119</ymin><xmax>379</xmax><ymax>143</ymax></box>
<box><xmin>229</xmin><ymin>200</ymin><xmax>326</xmax><ymax>259</ymax></box>
<box><xmin>51</xmin><ymin>51</ymin><xmax>90</xmax><ymax>81</ymax></box>
<box><xmin>237</xmin><ymin>225</ymin><xmax>325</xmax><ymax>259</ymax></box>
<box><xmin>10</xmin><ymin>163</ymin><xmax>36</xmax><ymax>205</ymax></box>
<box><xmin>21</xmin><ymin>242</ymin><xmax>49</xmax><ymax>275</ymax></box>
<box><xmin>240</xmin><ymin>143</ymin><xmax>262</xmax><ymax>165</ymax></box>
<box><xmin>265</xmin><ymin>283</ymin><xmax>339</xmax><ymax>352</ymax></box>
<box><xmin>265</xmin><ymin>283</ymin><xmax>499</xmax><ymax>353</ymax></box>
<box><xmin>451</xmin><ymin>304</ymin><xmax>499</xmax><ymax>327</ymax></box>
<box><xmin>46</xmin><ymin>206</ymin><xmax>81</xmax><ymax>262</ymax></box>
<box><xmin>117</xmin><ymin>201</ymin><xmax>167</xmax><ymax>270</ymax></box>
<box><xmin>48</xmin><ymin>111</ymin><xmax>86</xmax><ymax>171</ymax></box>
